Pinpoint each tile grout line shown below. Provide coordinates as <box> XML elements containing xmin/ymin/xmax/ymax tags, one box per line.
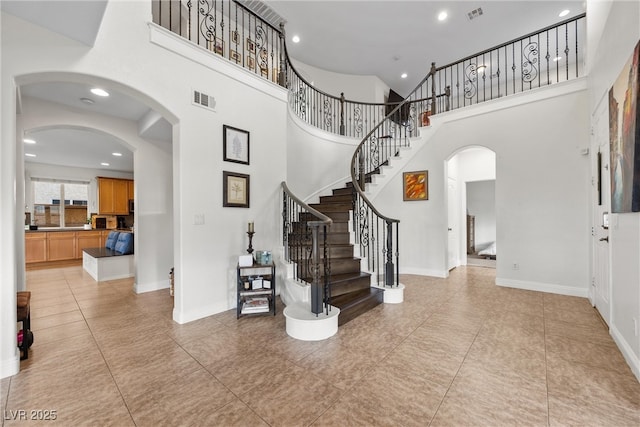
<box><xmin>427</xmin><ymin>288</ymin><xmax>486</xmax><ymax>427</ymax></box>
<box><xmin>167</xmin><ymin>325</ymin><xmax>275</xmax><ymax>426</ymax></box>
<box><xmin>64</xmin><ymin>273</ymin><xmax>139</xmax><ymax>427</ymax></box>
<box><xmin>543</xmin><ymin>296</ymin><xmax>551</xmax><ymax>427</ymax></box>
<box><xmin>1</xmin><ymin>377</ymin><xmax>12</xmax><ymax>427</ymax></box>
<box><xmin>304</xmin><ymin>309</ymin><xmax>439</xmax><ymax>426</ymax></box>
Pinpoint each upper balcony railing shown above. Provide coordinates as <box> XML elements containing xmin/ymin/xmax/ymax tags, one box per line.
<box><xmin>153</xmin><ymin>1</ymin><xmax>585</xmax><ymax>140</ymax></box>
<box><xmin>152</xmin><ymin>0</ymin><xmax>286</xmax><ymax>85</ymax></box>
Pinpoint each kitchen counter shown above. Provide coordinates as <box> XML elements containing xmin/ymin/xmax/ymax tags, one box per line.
<box><xmin>26</xmin><ymin>227</ymin><xmax>93</xmax><ymax>233</ymax></box>
<box><xmin>25</xmin><ymin>228</ymin><xmax>133</xmax><ymax>233</ymax></box>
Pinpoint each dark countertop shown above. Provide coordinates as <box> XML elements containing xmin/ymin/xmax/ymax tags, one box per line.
<box><xmin>25</xmin><ymin>228</ymin><xmax>132</xmax><ymax>233</ymax></box>
<box><xmin>83</xmin><ymin>247</ymin><xmax>134</xmax><ymax>258</ymax></box>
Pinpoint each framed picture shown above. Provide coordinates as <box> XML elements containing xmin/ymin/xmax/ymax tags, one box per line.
<box><xmin>246</xmin><ymin>38</ymin><xmax>256</xmax><ymax>53</ymax></box>
<box><xmin>230</xmin><ymin>49</ymin><xmax>241</xmax><ymax>63</ymax></box>
<box><xmin>231</xmin><ymin>30</ymin><xmax>239</xmax><ymax>44</ymax></box>
<box><xmin>403</xmin><ymin>170</ymin><xmax>428</xmax><ymax>201</ymax></box>
<box><xmin>246</xmin><ymin>55</ymin><xmax>255</xmax><ymax>70</ymax></box>
<box><xmin>223</xmin><ymin>125</ymin><xmax>249</xmax><ymax>165</ymax></box>
<box><xmin>214</xmin><ymin>37</ymin><xmax>224</xmax><ymax>55</ymax></box>
<box><xmin>223</xmin><ymin>171</ymin><xmax>250</xmax><ymax>208</ymax></box>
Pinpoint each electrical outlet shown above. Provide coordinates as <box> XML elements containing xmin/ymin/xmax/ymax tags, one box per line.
<box><xmin>193</xmin><ymin>214</ymin><xmax>205</xmax><ymax>225</ymax></box>
<box><xmin>512</xmin><ymin>263</ymin><xmax>519</xmax><ymax>270</ymax></box>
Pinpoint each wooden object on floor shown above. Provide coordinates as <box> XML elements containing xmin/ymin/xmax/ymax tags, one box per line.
<box><xmin>467</xmin><ymin>214</ymin><xmax>475</xmax><ymax>254</ymax></box>
<box><xmin>17</xmin><ymin>291</ymin><xmax>32</xmax><ymax>360</ymax></box>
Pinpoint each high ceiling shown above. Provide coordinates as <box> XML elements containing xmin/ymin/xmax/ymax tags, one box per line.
<box><xmin>265</xmin><ymin>0</ymin><xmax>586</xmax><ymax>96</ymax></box>
<box><xmin>4</xmin><ymin>0</ymin><xmax>586</xmax><ymax>173</ymax></box>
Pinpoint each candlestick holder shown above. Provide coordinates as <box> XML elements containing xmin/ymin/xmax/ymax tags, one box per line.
<box><xmin>246</xmin><ymin>231</ymin><xmax>255</xmax><ymax>254</ymax></box>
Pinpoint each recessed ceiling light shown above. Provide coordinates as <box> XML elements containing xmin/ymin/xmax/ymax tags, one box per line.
<box><xmin>80</xmin><ymin>97</ymin><xmax>95</xmax><ymax>105</ymax></box>
<box><xmin>23</xmin><ymin>138</ymin><xmax>36</xmax><ymax>144</ymax></box>
<box><xmin>112</xmin><ymin>152</ymin><xmax>122</xmax><ymax>156</ymax></box>
<box><xmin>553</xmin><ymin>56</ymin><xmax>563</xmax><ymax>62</ymax></box>
<box><xmin>91</xmin><ymin>88</ymin><xmax>109</xmax><ymax>97</ymax></box>
<box><xmin>25</xmin><ymin>153</ymin><xmax>36</xmax><ymax>157</ymax></box>
<box><xmin>438</xmin><ymin>11</ymin><xmax>448</xmax><ymax>21</ymax></box>
<box><xmin>292</xmin><ymin>35</ymin><xmax>300</xmax><ymax>43</ymax></box>
<box><xmin>559</xmin><ymin>9</ymin><xmax>570</xmax><ymax>17</ymax></box>
<box><xmin>401</xmin><ymin>73</ymin><xmax>408</xmax><ymax>79</ymax></box>
<box><xmin>101</xmin><ymin>162</ymin><xmax>110</xmax><ymax>166</ymax></box>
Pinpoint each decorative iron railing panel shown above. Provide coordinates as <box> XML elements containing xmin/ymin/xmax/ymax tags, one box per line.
<box><xmin>152</xmin><ymin>0</ymin><xmax>284</xmax><ymax>84</ymax></box>
<box><xmin>282</xmin><ymin>182</ymin><xmax>332</xmax><ymax>315</ymax></box>
<box><xmin>417</xmin><ymin>13</ymin><xmax>585</xmax><ymax>113</ymax></box>
<box><xmin>351</xmin><ymin>192</ymin><xmax>399</xmax><ymax>287</ymax></box>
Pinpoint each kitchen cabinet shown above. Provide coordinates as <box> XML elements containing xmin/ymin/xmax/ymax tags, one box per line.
<box><xmin>76</xmin><ymin>231</ymin><xmax>102</xmax><ymax>259</ymax></box>
<box><xmin>26</xmin><ymin>230</ymin><xmax>122</xmax><ymax>264</ymax></box>
<box><xmin>25</xmin><ymin>233</ymin><xmax>47</xmax><ymax>263</ymax></box>
<box><xmin>97</xmin><ymin>177</ymin><xmax>132</xmax><ymax>215</ymax></box>
<box><xmin>127</xmin><ymin>179</ymin><xmax>134</xmax><ymax>199</ymax></box>
<box><xmin>47</xmin><ymin>232</ymin><xmax>76</xmax><ymax>261</ymax></box>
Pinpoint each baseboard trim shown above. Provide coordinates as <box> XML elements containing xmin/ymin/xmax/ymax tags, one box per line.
<box><xmin>401</xmin><ymin>267</ymin><xmax>448</xmax><ymax>278</ymax></box>
<box><xmin>495</xmin><ymin>277</ymin><xmax>588</xmax><ymax>297</ymax></box>
<box><xmin>0</xmin><ymin>352</ymin><xmax>20</xmax><ymax>379</ymax></box>
<box><xmin>610</xmin><ymin>324</ymin><xmax>640</xmax><ymax>382</ymax></box>
<box><xmin>134</xmin><ymin>279</ymin><xmax>170</xmax><ymax>294</ymax></box>
<box><xmin>172</xmin><ymin>301</ymin><xmax>228</xmax><ymax>324</ymax></box>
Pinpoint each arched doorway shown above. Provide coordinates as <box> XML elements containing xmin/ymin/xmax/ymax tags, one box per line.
<box><xmin>15</xmin><ymin>73</ymin><xmax>177</xmax><ymax>298</ymax></box>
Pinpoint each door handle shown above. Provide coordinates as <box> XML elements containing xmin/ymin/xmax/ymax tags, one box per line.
<box><xmin>599</xmin><ymin>236</ymin><xmax>609</xmax><ymax>242</ymax></box>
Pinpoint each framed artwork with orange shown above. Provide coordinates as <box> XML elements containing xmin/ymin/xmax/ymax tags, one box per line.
<box><xmin>403</xmin><ymin>170</ymin><xmax>428</xmax><ymax>201</ymax></box>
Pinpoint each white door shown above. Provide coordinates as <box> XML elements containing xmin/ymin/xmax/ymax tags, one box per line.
<box><xmin>447</xmin><ymin>177</ymin><xmax>459</xmax><ymax>270</ymax></box>
<box><xmin>592</xmin><ymin>104</ymin><xmax>611</xmax><ymax>326</ymax></box>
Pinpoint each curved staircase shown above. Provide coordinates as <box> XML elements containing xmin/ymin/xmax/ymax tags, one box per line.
<box><xmin>290</xmin><ymin>183</ymin><xmax>385</xmax><ymax>326</ymax></box>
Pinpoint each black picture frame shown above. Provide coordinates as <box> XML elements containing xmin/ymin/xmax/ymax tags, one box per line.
<box><xmin>223</xmin><ymin>171</ymin><xmax>250</xmax><ymax>208</ymax></box>
<box><xmin>223</xmin><ymin>125</ymin><xmax>250</xmax><ymax>165</ymax></box>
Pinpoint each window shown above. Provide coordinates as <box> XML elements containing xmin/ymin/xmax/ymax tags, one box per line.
<box><xmin>32</xmin><ymin>180</ymin><xmax>89</xmax><ymax>228</ymax></box>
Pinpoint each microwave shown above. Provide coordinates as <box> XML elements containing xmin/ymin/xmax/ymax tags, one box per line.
<box><xmin>92</xmin><ymin>215</ymin><xmax>117</xmax><ymax>229</ymax></box>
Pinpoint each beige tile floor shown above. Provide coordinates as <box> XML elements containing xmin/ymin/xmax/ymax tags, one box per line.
<box><xmin>2</xmin><ymin>265</ymin><xmax>639</xmax><ymax>426</ymax></box>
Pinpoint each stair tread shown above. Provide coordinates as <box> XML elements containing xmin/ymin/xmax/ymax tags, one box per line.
<box><xmin>300</xmin><ymin>271</ymin><xmax>369</xmax><ymax>283</ymax></box>
<box><xmin>329</xmin><ymin>271</ymin><xmax>371</xmax><ymax>282</ymax></box>
<box><xmin>331</xmin><ymin>287</ymin><xmax>384</xmax><ymax>308</ymax></box>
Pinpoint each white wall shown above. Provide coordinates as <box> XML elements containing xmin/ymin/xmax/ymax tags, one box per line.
<box><xmin>286</xmin><ymin>109</ymin><xmax>359</xmax><ymax>201</ymax></box>
<box><xmin>373</xmin><ymin>81</ymin><xmax>591</xmax><ymax>293</ymax></box>
<box><xmin>1</xmin><ymin>0</ymin><xmax>287</xmax><ymax>378</ymax></box>
<box><xmin>290</xmin><ymin>58</ymin><xmax>389</xmax><ymax>104</ymax></box>
<box><xmin>467</xmin><ymin>180</ymin><xmax>496</xmax><ymax>250</ymax></box>
<box><xmin>587</xmin><ymin>0</ymin><xmax>640</xmax><ymax>379</ymax></box>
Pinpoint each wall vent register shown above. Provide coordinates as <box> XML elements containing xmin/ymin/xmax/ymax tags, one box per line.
<box><xmin>192</xmin><ymin>90</ymin><xmax>216</xmax><ymax>112</ymax></box>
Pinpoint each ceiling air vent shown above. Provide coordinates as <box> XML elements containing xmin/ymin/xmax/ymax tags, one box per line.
<box><xmin>192</xmin><ymin>90</ymin><xmax>216</xmax><ymax>112</ymax></box>
<box><xmin>467</xmin><ymin>7</ymin><xmax>483</xmax><ymax>20</ymax></box>
<box><xmin>241</xmin><ymin>0</ymin><xmax>286</xmax><ymax>28</ymax></box>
